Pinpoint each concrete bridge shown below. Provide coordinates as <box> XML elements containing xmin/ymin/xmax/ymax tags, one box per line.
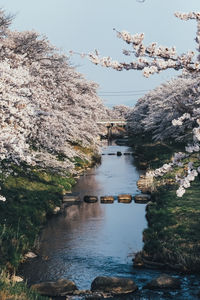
<box><xmin>97</xmin><ymin>119</ymin><xmax>128</xmax><ymax>139</ymax></box>
<box><xmin>97</xmin><ymin>119</ymin><xmax>127</xmax><ymax>126</ymax></box>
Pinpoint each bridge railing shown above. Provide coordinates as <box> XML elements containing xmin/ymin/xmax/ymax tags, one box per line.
<box><xmin>97</xmin><ymin>119</ymin><xmax>127</xmax><ymax>125</ymax></box>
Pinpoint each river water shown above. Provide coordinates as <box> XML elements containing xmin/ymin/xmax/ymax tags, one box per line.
<box><xmin>21</xmin><ymin>144</ymin><xmax>200</xmax><ymax>299</ymax></box>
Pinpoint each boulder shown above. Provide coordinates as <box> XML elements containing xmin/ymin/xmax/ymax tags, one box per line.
<box><xmin>63</xmin><ymin>192</ymin><xmax>81</xmax><ymax>203</ymax></box>
<box><xmin>25</xmin><ymin>251</ymin><xmax>37</xmax><ymax>259</ymax></box>
<box><xmin>100</xmin><ymin>196</ymin><xmax>114</xmax><ymax>204</ymax></box>
<box><xmin>118</xmin><ymin>194</ymin><xmax>132</xmax><ymax>203</ymax></box>
<box><xmin>31</xmin><ymin>279</ymin><xmax>78</xmax><ymax>296</ymax></box>
<box><xmin>53</xmin><ymin>206</ymin><xmax>61</xmax><ymax>214</ymax></box>
<box><xmin>12</xmin><ymin>275</ymin><xmax>23</xmax><ymax>282</ymax></box>
<box><xmin>85</xmin><ymin>293</ymin><xmax>105</xmax><ymax>299</ymax></box>
<box><xmin>73</xmin><ymin>290</ymin><xmax>91</xmax><ymax>296</ymax></box>
<box><xmin>143</xmin><ymin>274</ymin><xmax>181</xmax><ymax>290</ymax></box>
<box><xmin>84</xmin><ymin>195</ymin><xmax>98</xmax><ymax>203</ymax></box>
<box><xmin>91</xmin><ymin>276</ymin><xmax>138</xmax><ymax>295</ymax></box>
<box><xmin>134</xmin><ymin>194</ymin><xmax>151</xmax><ymax>204</ymax></box>
<box><xmin>137</xmin><ymin>175</ymin><xmax>154</xmax><ymax>193</ymax></box>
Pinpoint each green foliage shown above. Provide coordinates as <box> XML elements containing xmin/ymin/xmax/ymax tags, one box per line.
<box><xmin>0</xmin><ymin>274</ymin><xmax>48</xmax><ymax>300</ymax></box>
<box><xmin>144</xmin><ymin>171</ymin><xmax>200</xmax><ymax>272</ymax></box>
<box><xmin>72</xmin><ymin>145</ymin><xmax>101</xmax><ymax>168</ymax></box>
<box><xmin>0</xmin><ymin>164</ymin><xmax>75</xmax><ymax>271</ymax></box>
<box><xmin>131</xmin><ymin>133</ymin><xmax>185</xmax><ymax>169</ymax></box>
<box><xmin>73</xmin><ymin>156</ymin><xmax>89</xmax><ymax>168</ymax></box>
<box><xmin>132</xmin><ymin>135</ymin><xmax>200</xmax><ymax>272</ymax></box>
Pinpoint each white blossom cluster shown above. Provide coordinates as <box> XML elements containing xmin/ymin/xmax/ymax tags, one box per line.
<box><xmin>128</xmin><ymin>75</ymin><xmax>200</xmax><ymax>142</ymax></box>
<box><xmin>147</xmin><ymin>114</ymin><xmax>200</xmax><ymax>197</ymax></box>
<box><xmin>129</xmin><ymin>83</ymin><xmax>200</xmax><ymax>197</ymax></box>
<box><xmin>172</xmin><ymin>113</ymin><xmax>191</xmax><ymax>126</ymax></box>
<box><xmin>145</xmin><ymin>148</ymin><xmax>199</xmax><ymax>197</ymax></box>
<box><xmin>0</xmin><ymin>10</ymin><xmax>106</xmax><ymax>202</ymax></box>
<box><xmin>193</xmin><ymin>126</ymin><xmax>200</xmax><ymax>141</ymax></box>
<box><xmin>84</xmin><ymin>11</ymin><xmax>200</xmax><ymax>198</ymax></box>
<box><xmin>116</xmin><ymin>30</ymin><xmax>144</xmax><ymax>46</ymax></box>
<box><xmin>185</xmin><ymin>143</ymin><xmax>200</xmax><ymax>153</ymax></box>
<box><xmin>105</xmin><ymin>105</ymin><xmax>133</xmax><ymax>120</ymax></box>
<box><xmin>83</xmin><ymin>11</ymin><xmax>200</xmax><ymax>78</ymax></box>
<box><xmin>174</xmin><ymin>12</ymin><xmax>200</xmax><ymax>21</ymax></box>
<box><xmin>172</xmin><ymin>152</ymin><xmax>188</xmax><ymax>165</ymax></box>
<box><xmin>172</xmin><ymin>118</ymin><xmax>200</xmax><ymax>196</ymax></box>
<box><xmin>146</xmin><ymin>163</ymin><xmax>173</xmax><ymax>177</ymax></box>
<box><xmin>146</xmin><ymin>152</ymin><xmax>188</xmax><ymax>179</ymax></box>
<box><xmin>176</xmin><ymin>162</ymin><xmax>199</xmax><ymax>197</ymax></box>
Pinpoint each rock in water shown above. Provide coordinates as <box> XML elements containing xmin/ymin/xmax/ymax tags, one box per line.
<box><xmin>84</xmin><ymin>195</ymin><xmax>98</xmax><ymax>203</ymax></box>
<box><xmin>100</xmin><ymin>196</ymin><xmax>114</xmax><ymax>203</ymax></box>
<box><xmin>144</xmin><ymin>274</ymin><xmax>181</xmax><ymax>290</ymax></box>
<box><xmin>134</xmin><ymin>194</ymin><xmax>151</xmax><ymax>204</ymax></box>
<box><xmin>117</xmin><ymin>151</ymin><xmax>122</xmax><ymax>156</ymax></box>
<box><xmin>63</xmin><ymin>192</ymin><xmax>81</xmax><ymax>203</ymax></box>
<box><xmin>91</xmin><ymin>276</ymin><xmax>138</xmax><ymax>295</ymax></box>
<box><xmin>118</xmin><ymin>194</ymin><xmax>132</xmax><ymax>203</ymax></box>
<box><xmin>31</xmin><ymin>279</ymin><xmax>78</xmax><ymax>296</ymax></box>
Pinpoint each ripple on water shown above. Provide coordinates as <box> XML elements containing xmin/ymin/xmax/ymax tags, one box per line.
<box><xmin>20</xmin><ymin>144</ymin><xmax>200</xmax><ymax>299</ymax></box>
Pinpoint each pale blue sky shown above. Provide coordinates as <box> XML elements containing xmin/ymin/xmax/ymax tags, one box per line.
<box><xmin>1</xmin><ymin>0</ymin><xmax>200</xmax><ymax>106</ymax></box>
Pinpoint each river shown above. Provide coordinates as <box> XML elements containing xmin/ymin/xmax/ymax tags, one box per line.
<box><xmin>21</xmin><ymin>144</ymin><xmax>200</xmax><ymax>299</ymax></box>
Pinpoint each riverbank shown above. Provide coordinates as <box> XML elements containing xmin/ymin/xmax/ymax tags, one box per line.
<box><xmin>0</xmin><ymin>147</ymin><xmax>99</xmax><ymax>299</ymax></box>
<box><xmin>20</xmin><ymin>143</ymin><xmax>146</xmax><ymax>290</ymax></box>
<box><xmin>131</xmin><ymin>135</ymin><xmax>200</xmax><ymax>273</ymax></box>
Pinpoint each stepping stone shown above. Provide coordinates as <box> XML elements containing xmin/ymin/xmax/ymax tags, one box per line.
<box><xmin>84</xmin><ymin>195</ymin><xmax>98</xmax><ymax>203</ymax></box>
<box><xmin>118</xmin><ymin>194</ymin><xmax>132</xmax><ymax>203</ymax></box>
<box><xmin>143</xmin><ymin>274</ymin><xmax>181</xmax><ymax>290</ymax></box>
<box><xmin>134</xmin><ymin>194</ymin><xmax>151</xmax><ymax>204</ymax></box>
<box><xmin>31</xmin><ymin>279</ymin><xmax>78</xmax><ymax>296</ymax></box>
<box><xmin>63</xmin><ymin>192</ymin><xmax>81</xmax><ymax>203</ymax></box>
<box><xmin>91</xmin><ymin>276</ymin><xmax>138</xmax><ymax>295</ymax></box>
<box><xmin>100</xmin><ymin>196</ymin><xmax>114</xmax><ymax>204</ymax></box>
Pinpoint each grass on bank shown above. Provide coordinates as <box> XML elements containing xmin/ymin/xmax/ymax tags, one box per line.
<box><xmin>0</xmin><ymin>165</ymin><xmax>76</xmax><ymax>271</ymax></box>
<box><xmin>143</xmin><ymin>179</ymin><xmax>200</xmax><ymax>272</ymax></box>
<box><xmin>130</xmin><ymin>134</ymin><xmax>185</xmax><ymax>169</ymax></box>
<box><xmin>0</xmin><ymin>146</ymin><xmax>99</xmax><ymax>299</ymax></box>
<box><xmin>0</xmin><ymin>273</ymin><xmax>48</xmax><ymax>300</ymax></box>
<box><xmin>131</xmin><ymin>134</ymin><xmax>200</xmax><ymax>272</ymax></box>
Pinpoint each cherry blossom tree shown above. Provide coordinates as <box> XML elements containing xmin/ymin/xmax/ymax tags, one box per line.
<box><xmin>0</xmin><ymin>10</ymin><xmax>106</xmax><ymax>201</ymax></box>
<box><xmin>78</xmin><ymin>11</ymin><xmax>200</xmax><ymax>197</ymax></box>
<box><xmin>105</xmin><ymin>105</ymin><xmax>133</xmax><ymax>120</ymax></box>
<box><xmin>86</xmin><ymin>12</ymin><xmax>200</xmax><ymax>77</ymax></box>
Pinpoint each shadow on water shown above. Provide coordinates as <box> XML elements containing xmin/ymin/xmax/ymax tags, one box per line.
<box><xmin>20</xmin><ymin>143</ymin><xmax>200</xmax><ymax>299</ymax></box>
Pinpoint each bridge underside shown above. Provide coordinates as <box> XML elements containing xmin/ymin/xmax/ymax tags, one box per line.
<box><xmin>97</xmin><ymin>119</ymin><xmax>127</xmax><ymax>127</ymax></box>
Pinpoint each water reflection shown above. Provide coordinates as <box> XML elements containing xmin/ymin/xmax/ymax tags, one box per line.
<box><xmin>20</xmin><ymin>144</ymin><xmax>200</xmax><ymax>299</ymax></box>
<box><xmin>21</xmin><ymin>145</ymin><xmax>147</xmax><ymax>288</ymax></box>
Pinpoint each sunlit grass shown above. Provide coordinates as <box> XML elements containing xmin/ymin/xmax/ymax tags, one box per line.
<box><xmin>0</xmin><ymin>272</ymin><xmax>48</xmax><ymax>300</ymax></box>
<box><xmin>0</xmin><ymin>164</ymin><xmax>75</xmax><ymax>270</ymax></box>
<box><xmin>132</xmin><ymin>134</ymin><xmax>200</xmax><ymax>272</ymax></box>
